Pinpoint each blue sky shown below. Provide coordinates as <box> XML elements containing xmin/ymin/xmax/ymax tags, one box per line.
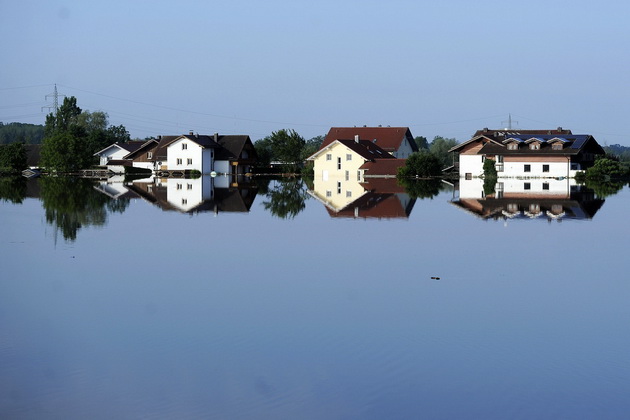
<box><xmin>1</xmin><ymin>0</ymin><xmax>629</xmax><ymax>145</ymax></box>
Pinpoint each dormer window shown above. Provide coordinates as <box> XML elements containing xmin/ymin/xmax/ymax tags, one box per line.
<box><xmin>529</xmin><ymin>142</ymin><xmax>541</xmax><ymax>150</ymax></box>
<box><xmin>507</xmin><ymin>142</ymin><xmax>518</xmax><ymax>150</ymax></box>
<box><xmin>552</xmin><ymin>143</ymin><xmax>563</xmax><ymax>150</ymax></box>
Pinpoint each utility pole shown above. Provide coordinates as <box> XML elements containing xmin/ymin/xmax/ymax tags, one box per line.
<box><xmin>42</xmin><ymin>84</ymin><xmax>65</xmax><ymax>115</ymax></box>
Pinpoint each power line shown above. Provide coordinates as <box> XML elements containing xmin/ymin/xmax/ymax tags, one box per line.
<box><xmin>41</xmin><ymin>84</ymin><xmax>65</xmax><ymax>115</ymax></box>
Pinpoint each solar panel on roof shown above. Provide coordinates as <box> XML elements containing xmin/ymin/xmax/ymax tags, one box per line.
<box><xmin>571</xmin><ymin>136</ymin><xmax>588</xmax><ymax>149</ymax></box>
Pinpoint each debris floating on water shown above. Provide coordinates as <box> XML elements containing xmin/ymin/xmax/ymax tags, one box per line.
<box><xmin>431</xmin><ymin>276</ymin><xmax>440</xmax><ymax>280</ymax></box>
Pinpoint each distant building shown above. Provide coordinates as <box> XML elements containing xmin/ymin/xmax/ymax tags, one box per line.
<box><xmin>448</xmin><ymin>128</ymin><xmax>605</xmax><ymax>179</ymax></box>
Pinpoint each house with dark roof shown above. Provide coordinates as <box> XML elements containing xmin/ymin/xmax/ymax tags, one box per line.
<box><xmin>449</xmin><ymin>127</ymin><xmax>605</xmax><ymax>179</ymax></box>
<box><xmin>96</xmin><ymin>132</ymin><xmax>257</xmax><ymax>176</ymax></box>
<box><xmin>322</xmin><ymin>126</ymin><xmax>418</xmax><ymax>158</ymax></box>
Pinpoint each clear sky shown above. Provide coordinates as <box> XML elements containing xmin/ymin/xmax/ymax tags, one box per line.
<box><xmin>1</xmin><ymin>0</ymin><xmax>629</xmax><ymax>145</ymax></box>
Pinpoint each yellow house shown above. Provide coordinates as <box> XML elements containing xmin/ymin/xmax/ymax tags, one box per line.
<box><xmin>306</xmin><ymin>136</ymin><xmax>401</xmax><ymax>210</ymax></box>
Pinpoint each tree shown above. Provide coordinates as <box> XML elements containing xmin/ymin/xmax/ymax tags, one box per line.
<box><xmin>253</xmin><ymin>137</ymin><xmax>273</xmax><ymax>168</ymax></box>
<box><xmin>414</xmin><ymin>136</ymin><xmax>429</xmax><ymax>150</ymax></box>
<box><xmin>267</xmin><ymin>129</ymin><xmax>306</xmax><ymax>172</ymax></box>
<box><xmin>301</xmin><ymin>135</ymin><xmax>324</xmax><ymax>160</ymax></box>
<box><xmin>40</xmin><ymin>97</ymin><xmax>130</xmax><ymax>172</ymax></box>
<box><xmin>429</xmin><ymin>136</ymin><xmax>459</xmax><ymax>169</ymax></box>
<box><xmin>398</xmin><ymin>150</ymin><xmax>442</xmax><ymax>178</ymax></box>
<box><xmin>0</xmin><ymin>141</ymin><xmax>27</xmax><ymax>171</ymax></box>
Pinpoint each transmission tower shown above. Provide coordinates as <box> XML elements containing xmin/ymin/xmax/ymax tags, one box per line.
<box><xmin>501</xmin><ymin>113</ymin><xmax>518</xmax><ymax>130</ymax></box>
<box><xmin>42</xmin><ymin>84</ymin><xmax>65</xmax><ymax>115</ymax></box>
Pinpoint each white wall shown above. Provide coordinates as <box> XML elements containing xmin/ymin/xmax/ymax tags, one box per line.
<box><xmin>501</xmin><ymin>161</ymin><xmax>570</xmax><ymax>178</ymax></box>
<box><xmin>167</xmin><ymin>138</ymin><xmax>204</xmax><ymax>172</ymax></box>
<box><xmin>459</xmin><ymin>155</ymin><xmax>484</xmax><ymax>178</ymax></box>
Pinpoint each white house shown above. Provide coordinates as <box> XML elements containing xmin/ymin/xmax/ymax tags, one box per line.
<box><xmin>94</xmin><ymin>141</ymin><xmax>147</xmax><ymax>166</ymax></box>
<box><xmin>165</xmin><ymin>134</ymin><xmax>218</xmax><ymax>174</ymax></box>
<box><xmin>449</xmin><ymin>128</ymin><xmax>605</xmax><ymax>179</ymax></box>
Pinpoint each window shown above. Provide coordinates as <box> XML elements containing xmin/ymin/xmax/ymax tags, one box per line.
<box><xmin>187</xmin><ymin>184</ymin><xmax>193</xmax><ymax>190</ymax></box>
<box><xmin>465</xmin><ymin>173</ymin><xmax>472</xmax><ymax>180</ymax></box>
<box><xmin>357</xmin><ymin>171</ymin><xmax>361</xmax><ymax>181</ymax></box>
<box><xmin>507</xmin><ymin>143</ymin><xmax>518</xmax><ymax>150</ymax></box>
<box><xmin>147</xmin><ymin>152</ymin><xmax>153</xmax><ymax>159</ymax></box>
<box><xmin>346</xmin><ymin>154</ymin><xmax>352</xmax><ymax>161</ymax></box>
<box><xmin>543</xmin><ymin>164</ymin><xmax>550</xmax><ymax>172</ymax></box>
<box><xmin>529</xmin><ymin>143</ymin><xmax>540</xmax><ymax>150</ymax></box>
<box><xmin>326</xmin><ymin>190</ymin><xmax>332</xmax><ymax>197</ymax></box>
<box><xmin>524</xmin><ymin>164</ymin><xmax>531</xmax><ymax>172</ymax></box>
<box><xmin>345</xmin><ymin>170</ymin><xmax>349</xmax><ymax>181</ymax></box>
<box><xmin>337</xmin><ymin>181</ymin><xmax>341</xmax><ymax>194</ymax></box>
<box><xmin>187</xmin><ymin>158</ymin><xmax>193</xmax><ymax>165</ymax></box>
<box><xmin>524</xmin><ymin>182</ymin><xmax>531</xmax><ymax>190</ymax></box>
<box><xmin>176</xmin><ymin>158</ymin><xmax>182</xmax><ymax>165</ymax></box>
<box><xmin>182</xmin><ymin>143</ymin><xmax>187</xmax><ymax>150</ymax></box>
<box><xmin>337</xmin><ymin>157</ymin><xmax>341</xmax><ymax>170</ymax></box>
<box><xmin>346</xmin><ymin>191</ymin><xmax>352</xmax><ymax>198</ymax></box>
<box><xmin>542</xmin><ymin>183</ymin><xmax>549</xmax><ymax>190</ymax></box>
<box><xmin>326</xmin><ymin>154</ymin><xmax>332</xmax><ymax>161</ymax></box>
<box><xmin>182</xmin><ymin>198</ymin><xmax>187</xmax><ymax>205</ymax></box>
<box><xmin>176</xmin><ymin>183</ymin><xmax>182</xmax><ymax>190</ymax></box>
<box><xmin>552</xmin><ymin>143</ymin><xmax>563</xmax><ymax>150</ymax></box>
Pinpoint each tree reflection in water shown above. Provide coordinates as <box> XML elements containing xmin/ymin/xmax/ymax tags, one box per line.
<box><xmin>397</xmin><ymin>178</ymin><xmax>447</xmax><ymax>199</ymax></box>
<box><xmin>262</xmin><ymin>177</ymin><xmax>309</xmax><ymax>219</ymax></box>
<box><xmin>39</xmin><ymin>177</ymin><xmax>130</xmax><ymax>241</ymax></box>
<box><xmin>0</xmin><ymin>176</ymin><xmax>27</xmax><ymax>204</ymax></box>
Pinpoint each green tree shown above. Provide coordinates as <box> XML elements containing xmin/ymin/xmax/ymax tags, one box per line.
<box><xmin>414</xmin><ymin>136</ymin><xmax>429</xmax><ymax>149</ymax></box>
<box><xmin>301</xmin><ymin>135</ymin><xmax>324</xmax><ymax>160</ymax></box>
<box><xmin>267</xmin><ymin>129</ymin><xmax>306</xmax><ymax>172</ymax></box>
<box><xmin>398</xmin><ymin>150</ymin><xmax>442</xmax><ymax>178</ymax></box>
<box><xmin>40</xmin><ymin>97</ymin><xmax>130</xmax><ymax>172</ymax></box>
<box><xmin>0</xmin><ymin>142</ymin><xmax>27</xmax><ymax>171</ymax></box>
<box><xmin>254</xmin><ymin>137</ymin><xmax>273</xmax><ymax>168</ymax></box>
<box><xmin>429</xmin><ymin>136</ymin><xmax>458</xmax><ymax>169</ymax></box>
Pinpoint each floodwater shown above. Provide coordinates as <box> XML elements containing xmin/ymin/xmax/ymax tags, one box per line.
<box><xmin>1</xmin><ymin>175</ymin><xmax>629</xmax><ymax>420</ymax></box>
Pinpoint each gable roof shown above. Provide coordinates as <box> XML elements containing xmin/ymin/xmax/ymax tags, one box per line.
<box><xmin>477</xmin><ymin>134</ymin><xmax>604</xmax><ymax>156</ymax></box>
<box><xmin>449</xmin><ymin>128</ymin><xmax>605</xmax><ymax>156</ymax></box>
<box><xmin>122</xmin><ymin>139</ymin><xmax>159</xmax><ymax>159</ymax></box>
<box><xmin>214</xmin><ymin>135</ymin><xmax>256</xmax><ymax>160</ymax></box>
<box><xmin>321</xmin><ymin>127</ymin><xmax>417</xmax><ymax>153</ymax></box>
<box><xmin>307</xmin><ymin>139</ymin><xmax>396</xmax><ymax>161</ymax></box>
<box><xmin>94</xmin><ymin>140</ymin><xmax>146</xmax><ymax>156</ymax></box>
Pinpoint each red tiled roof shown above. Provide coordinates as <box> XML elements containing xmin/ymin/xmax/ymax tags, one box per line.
<box><xmin>322</xmin><ymin>127</ymin><xmax>415</xmax><ymax>152</ymax></box>
<box><xmin>359</xmin><ymin>159</ymin><xmax>406</xmax><ymax>176</ymax></box>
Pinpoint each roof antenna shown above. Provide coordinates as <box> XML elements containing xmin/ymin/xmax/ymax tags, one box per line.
<box><xmin>501</xmin><ymin>113</ymin><xmax>518</xmax><ymax>130</ymax></box>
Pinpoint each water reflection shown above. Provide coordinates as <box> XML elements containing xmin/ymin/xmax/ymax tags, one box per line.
<box><xmin>261</xmin><ymin>177</ymin><xmax>309</xmax><ymax>219</ymax></box>
<box><xmin>96</xmin><ymin>175</ymin><xmax>258</xmax><ymax>214</ymax></box>
<box><xmin>451</xmin><ymin>178</ymin><xmax>605</xmax><ymax>221</ymax></box>
<box><xmin>39</xmin><ymin>177</ymin><xmax>130</xmax><ymax>241</ymax></box>
<box><xmin>308</xmin><ymin>176</ymin><xmax>417</xmax><ymax>219</ymax></box>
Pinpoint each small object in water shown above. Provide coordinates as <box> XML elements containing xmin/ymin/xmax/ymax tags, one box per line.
<box><xmin>431</xmin><ymin>276</ymin><xmax>440</xmax><ymax>280</ymax></box>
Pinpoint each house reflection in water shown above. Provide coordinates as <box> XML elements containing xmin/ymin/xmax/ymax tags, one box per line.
<box><xmin>308</xmin><ymin>177</ymin><xmax>415</xmax><ymax>219</ymax></box>
<box><xmin>95</xmin><ymin>175</ymin><xmax>257</xmax><ymax>215</ymax></box>
<box><xmin>450</xmin><ymin>178</ymin><xmax>604</xmax><ymax>221</ymax></box>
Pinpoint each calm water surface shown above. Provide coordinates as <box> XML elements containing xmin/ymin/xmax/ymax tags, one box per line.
<box><xmin>1</xmin><ymin>177</ymin><xmax>629</xmax><ymax>419</ymax></box>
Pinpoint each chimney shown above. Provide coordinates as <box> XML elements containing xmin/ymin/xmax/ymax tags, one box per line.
<box><xmin>354</xmin><ymin>134</ymin><xmax>360</xmax><ymax>143</ymax></box>
<box><xmin>189</xmin><ymin>130</ymin><xmax>194</xmax><ymax>136</ymax></box>
<box><xmin>214</xmin><ymin>132</ymin><xmax>219</xmax><ymax>142</ymax></box>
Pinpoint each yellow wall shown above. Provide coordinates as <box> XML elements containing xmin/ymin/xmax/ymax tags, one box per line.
<box><xmin>310</xmin><ymin>142</ymin><xmax>369</xmax><ymax>210</ymax></box>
